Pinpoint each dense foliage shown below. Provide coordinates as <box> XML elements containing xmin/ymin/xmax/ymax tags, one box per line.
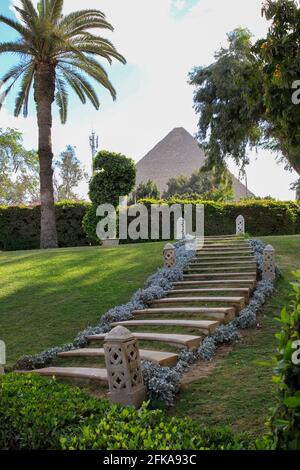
<box><xmin>0</xmin><ymin>374</ymin><xmax>252</xmax><ymax>450</ymax></box>
<box><xmin>266</xmin><ymin>270</ymin><xmax>300</xmax><ymax>450</ymax></box>
<box><xmin>83</xmin><ymin>150</ymin><xmax>136</xmax><ymax>241</ymax></box>
<box><xmin>1</xmin><ymin>199</ymin><xmax>300</xmax><ymax>250</ymax></box>
<box><xmin>0</xmin><ymin>128</ymin><xmax>39</xmax><ymax>204</ymax></box>
<box><xmin>0</xmin><ymin>201</ymin><xmax>92</xmax><ymax>251</ymax></box>
<box><xmin>190</xmin><ymin>1</ymin><xmax>300</xmax><ymax>180</ymax></box>
<box><xmin>134</xmin><ymin>179</ymin><xmax>160</xmax><ymax>201</ymax></box>
<box><xmin>163</xmin><ymin>167</ymin><xmax>234</xmax><ymax>201</ymax></box>
<box><xmin>54</xmin><ymin>146</ymin><xmax>88</xmax><ymax>201</ymax></box>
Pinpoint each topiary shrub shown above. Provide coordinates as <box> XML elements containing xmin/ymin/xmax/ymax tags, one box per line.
<box><xmin>83</xmin><ymin>150</ymin><xmax>136</xmax><ymax>241</ymax></box>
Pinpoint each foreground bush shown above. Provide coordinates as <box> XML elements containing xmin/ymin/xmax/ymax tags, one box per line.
<box><xmin>0</xmin><ymin>374</ymin><xmax>252</xmax><ymax>450</ymax></box>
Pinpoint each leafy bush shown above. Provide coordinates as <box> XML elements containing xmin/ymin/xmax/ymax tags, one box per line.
<box><xmin>0</xmin><ymin>201</ymin><xmax>92</xmax><ymax>251</ymax></box>
<box><xmin>265</xmin><ymin>270</ymin><xmax>300</xmax><ymax>450</ymax></box>
<box><xmin>0</xmin><ymin>374</ymin><xmax>253</xmax><ymax>450</ymax></box>
<box><xmin>139</xmin><ymin>198</ymin><xmax>300</xmax><ymax>237</ymax></box>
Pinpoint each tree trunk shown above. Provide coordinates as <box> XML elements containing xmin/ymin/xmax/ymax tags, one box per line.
<box><xmin>34</xmin><ymin>64</ymin><xmax>58</xmax><ymax>249</ymax></box>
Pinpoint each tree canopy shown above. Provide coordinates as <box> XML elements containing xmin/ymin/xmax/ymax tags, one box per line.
<box><xmin>54</xmin><ymin>146</ymin><xmax>88</xmax><ymax>201</ymax></box>
<box><xmin>0</xmin><ymin>128</ymin><xmax>39</xmax><ymax>205</ymax></box>
<box><xmin>190</xmin><ymin>1</ymin><xmax>300</xmax><ymax>181</ymax></box>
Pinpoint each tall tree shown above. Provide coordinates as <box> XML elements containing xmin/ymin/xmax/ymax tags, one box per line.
<box><xmin>0</xmin><ymin>0</ymin><xmax>126</xmax><ymax>248</ymax></box>
<box><xmin>163</xmin><ymin>167</ymin><xmax>234</xmax><ymax>201</ymax></box>
<box><xmin>189</xmin><ymin>28</ymin><xmax>264</xmax><ymax>173</ymax></box>
<box><xmin>190</xmin><ymin>2</ymin><xmax>300</xmax><ymax>179</ymax></box>
<box><xmin>134</xmin><ymin>180</ymin><xmax>160</xmax><ymax>201</ymax></box>
<box><xmin>0</xmin><ymin>127</ymin><xmax>39</xmax><ymax>204</ymax></box>
<box><xmin>54</xmin><ymin>145</ymin><xmax>87</xmax><ymax>201</ymax></box>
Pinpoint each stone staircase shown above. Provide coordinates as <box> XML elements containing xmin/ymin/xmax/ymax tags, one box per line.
<box><xmin>30</xmin><ymin>235</ymin><xmax>257</xmax><ymax>384</ymax></box>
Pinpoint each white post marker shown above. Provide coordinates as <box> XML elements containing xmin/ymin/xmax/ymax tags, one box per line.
<box><xmin>176</xmin><ymin>217</ymin><xmax>186</xmax><ymax>240</ymax></box>
<box><xmin>163</xmin><ymin>243</ymin><xmax>176</xmax><ymax>268</ymax></box>
<box><xmin>263</xmin><ymin>244</ymin><xmax>276</xmax><ymax>281</ymax></box>
<box><xmin>104</xmin><ymin>326</ymin><xmax>146</xmax><ymax>408</ymax></box>
<box><xmin>0</xmin><ymin>340</ymin><xmax>5</xmax><ymax>375</ymax></box>
<box><xmin>236</xmin><ymin>215</ymin><xmax>245</xmax><ymax>235</ymax></box>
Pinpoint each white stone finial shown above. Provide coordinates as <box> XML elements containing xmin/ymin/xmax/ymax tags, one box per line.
<box><xmin>163</xmin><ymin>243</ymin><xmax>176</xmax><ymax>268</ymax></box>
<box><xmin>263</xmin><ymin>244</ymin><xmax>276</xmax><ymax>281</ymax></box>
<box><xmin>236</xmin><ymin>215</ymin><xmax>245</xmax><ymax>235</ymax></box>
<box><xmin>176</xmin><ymin>217</ymin><xmax>186</xmax><ymax>240</ymax></box>
<box><xmin>104</xmin><ymin>328</ymin><xmax>146</xmax><ymax>408</ymax></box>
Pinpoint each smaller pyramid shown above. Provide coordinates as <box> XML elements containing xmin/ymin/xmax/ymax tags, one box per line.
<box><xmin>135</xmin><ymin>127</ymin><xmax>254</xmax><ymax>201</ymax></box>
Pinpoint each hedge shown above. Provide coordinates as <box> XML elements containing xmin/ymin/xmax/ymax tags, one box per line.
<box><xmin>138</xmin><ymin>198</ymin><xmax>300</xmax><ymax>237</ymax></box>
<box><xmin>1</xmin><ymin>199</ymin><xmax>300</xmax><ymax>250</ymax></box>
<box><xmin>0</xmin><ymin>201</ymin><xmax>93</xmax><ymax>251</ymax></box>
<box><xmin>0</xmin><ymin>373</ymin><xmax>253</xmax><ymax>450</ymax></box>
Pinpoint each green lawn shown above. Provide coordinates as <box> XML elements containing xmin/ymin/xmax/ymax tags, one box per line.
<box><xmin>171</xmin><ymin>235</ymin><xmax>300</xmax><ymax>437</ymax></box>
<box><xmin>0</xmin><ymin>242</ymin><xmax>165</xmax><ymax>367</ymax></box>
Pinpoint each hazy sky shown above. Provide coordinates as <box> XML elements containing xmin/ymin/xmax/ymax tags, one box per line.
<box><xmin>0</xmin><ymin>0</ymin><xmax>298</xmax><ymax>199</ymax></box>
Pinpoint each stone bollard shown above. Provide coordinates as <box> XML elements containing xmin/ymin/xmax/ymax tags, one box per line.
<box><xmin>236</xmin><ymin>215</ymin><xmax>245</xmax><ymax>235</ymax></box>
<box><xmin>104</xmin><ymin>326</ymin><xmax>146</xmax><ymax>408</ymax></box>
<box><xmin>163</xmin><ymin>243</ymin><xmax>176</xmax><ymax>268</ymax></box>
<box><xmin>263</xmin><ymin>244</ymin><xmax>276</xmax><ymax>281</ymax></box>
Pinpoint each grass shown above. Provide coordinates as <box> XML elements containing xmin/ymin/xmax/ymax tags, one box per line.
<box><xmin>171</xmin><ymin>235</ymin><xmax>300</xmax><ymax>437</ymax></box>
<box><xmin>0</xmin><ymin>242</ymin><xmax>165</xmax><ymax>367</ymax></box>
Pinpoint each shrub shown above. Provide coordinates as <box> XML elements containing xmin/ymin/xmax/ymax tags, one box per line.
<box><xmin>0</xmin><ymin>374</ymin><xmax>253</xmax><ymax>450</ymax></box>
<box><xmin>0</xmin><ymin>201</ymin><xmax>92</xmax><ymax>251</ymax></box>
<box><xmin>265</xmin><ymin>270</ymin><xmax>300</xmax><ymax>450</ymax></box>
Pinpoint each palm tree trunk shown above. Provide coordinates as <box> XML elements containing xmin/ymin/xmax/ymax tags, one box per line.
<box><xmin>34</xmin><ymin>64</ymin><xmax>58</xmax><ymax>249</ymax></box>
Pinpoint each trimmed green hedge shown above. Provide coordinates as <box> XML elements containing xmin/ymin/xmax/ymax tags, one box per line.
<box><xmin>138</xmin><ymin>198</ymin><xmax>300</xmax><ymax>237</ymax></box>
<box><xmin>0</xmin><ymin>201</ymin><xmax>92</xmax><ymax>251</ymax></box>
<box><xmin>1</xmin><ymin>199</ymin><xmax>299</xmax><ymax>250</ymax></box>
<box><xmin>0</xmin><ymin>374</ymin><xmax>252</xmax><ymax>450</ymax></box>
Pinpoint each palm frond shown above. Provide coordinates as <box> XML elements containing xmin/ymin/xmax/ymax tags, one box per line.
<box><xmin>50</xmin><ymin>0</ymin><xmax>64</xmax><ymax>23</ymax></box>
<box><xmin>20</xmin><ymin>0</ymin><xmax>38</xmax><ymax>18</ymax></box>
<box><xmin>0</xmin><ymin>15</ymin><xmax>32</xmax><ymax>40</ymax></box>
<box><xmin>61</xmin><ymin>55</ymin><xmax>116</xmax><ymax>100</ymax></box>
<box><xmin>59</xmin><ymin>9</ymin><xmax>106</xmax><ymax>29</ymax></box>
<box><xmin>58</xmin><ymin>64</ymin><xmax>100</xmax><ymax>109</ymax></box>
<box><xmin>0</xmin><ymin>41</ymin><xmax>32</xmax><ymax>56</ymax></box>
<box><xmin>1</xmin><ymin>62</ymin><xmax>32</xmax><ymax>84</ymax></box>
<box><xmin>14</xmin><ymin>63</ymin><xmax>35</xmax><ymax>117</ymax></box>
<box><xmin>55</xmin><ymin>76</ymin><xmax>68</xmax><ymax>124</ymax></box>
<box><xmin>65</xmin><ymin>19</ymin><xmax>114</xmax><ymax>38</ymax></box>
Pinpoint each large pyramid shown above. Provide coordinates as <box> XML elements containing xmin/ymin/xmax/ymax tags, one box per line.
<box><xmin>135</xmin><ymin>127</ymin><xmax>254</xmax><ymax>201</ymax></box>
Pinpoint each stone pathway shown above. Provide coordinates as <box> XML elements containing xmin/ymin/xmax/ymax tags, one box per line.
<box><xmin>31</xmin><ymin>235</ymin><xmax>257</xmax><ymax>384</ymax></box>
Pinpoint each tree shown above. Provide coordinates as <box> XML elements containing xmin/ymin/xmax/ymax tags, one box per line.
<box><xmin>190</xmin><ymin>3</ymin><xmax>300</xmax><ymax>178</ymax></box>
<box><xmin>0</xmin><ymin>127</ymin><xmax>39</xmax><ymax>204</ymax></box>
<box><xmin>257</xmin><ymin>0</ymin><xmax>300</xmax><ymax>176</ymax></box>
<box><xmin>0</xmin><ymin>1</ymin><xmax>126</xmax><ymax>248</ymax></box>
<box><xmin>54</xmin><ymin>146</ymin><xmax>88</xmax><ymax>201</ymax></box>
<box><xmin>163</xmin><ymin>167</ymin><xmax>234</xmax><ymax>201</ymax></box>
<box><xmin>83</xmin><ymin>150</ymin><xmax>136</xmax><ymax>241</ymax></box>
<box><xmin>189</xmin><ymin>28</ymin><xmax>264</xmax><ymax>173</ymax></box>
<box><xmin>134</xmin><ymin>180</ymin><xmax>160</xmax><ymax>201</ymax></box>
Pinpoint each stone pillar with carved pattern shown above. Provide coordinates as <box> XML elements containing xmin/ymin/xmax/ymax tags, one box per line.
<box><xmin>263</xmin><ymin>244</ymin><xmax>276</xmax><ymax>281</ymax></box>
<box><xmin>236</xmin><ymin>215</ymin><xmax>245</xmax><ymax>235</ymax></box>
<box><xmin>163</xmin><ymin>243</ymin><xmax>176</xmax><ymax>268</ymax></box>
<box><xmin>104</xmin><ymin>326</ymin><xmax>146</xmax><ymax>407</ymax></box>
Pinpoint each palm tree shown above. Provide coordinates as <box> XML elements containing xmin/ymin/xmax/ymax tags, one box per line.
<box><xmin>0</xmin><ymin>0</ymin><xmax>126</xmax><ymax>248</ymax></box>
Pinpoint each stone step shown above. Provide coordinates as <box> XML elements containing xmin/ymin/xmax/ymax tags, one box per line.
<box><xmin>150</xmin><ymin>296</ymin><xmax>245</xmax><ymax>310</ymax></box>
<box><xmin>173</xmin><ymin>279</ymin><xmax>256</xmax><ymax>289</ymax></box>
<box><xmin>190</xmin><ymin>260</ymin><xmax>256</xmax><ymax>266</ymax></box>
<box><xmin>58</xmin><ymin>348</ymin><xmax>178</xmax><ymax>367</ymax></box>
<box><xmin>168</xmin><ymin>287</ymin><xmax>250</xmax><ymax>300</ymax></box>
<box><xmin>30</xmin><ymin>367</ymin><xmax>108</xmax><ymax>381</ymax></box>
<box><xmin>191</xmin><ymin>255</ymin><xmax>255</xmax><ymax>261</ymax></box>
<box><xmin>183</xmin><ymin>272</ymin><xmax>257</xmax><ymax>280</ymax></box>
<box><xmin>112</xmin><ymin>319</ymin><xmax>220</xmax><ymax>335</ymax></box>
<box><xmin>183</xmin><ymin>264</ymin><xmax>256</xmax><ymax>275</ymax></box>
<box><xmin>196</xmin><ymin>250</ymin><xmax>253</xmax><ymax>256</ymax></box>
<box><xmin>199</xmin><ymin>243</ymin><xmax>250</xmax><ymax>248</ymax></box>
<box><xmin>132</xmin><ymin>306</ymin><xmax>235</xmax><ymax>322</ymax></box>
<box><xmin>87</xmin><ymin>332</ymin><xmax>202</xmax><ymax>350</ymax></box>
